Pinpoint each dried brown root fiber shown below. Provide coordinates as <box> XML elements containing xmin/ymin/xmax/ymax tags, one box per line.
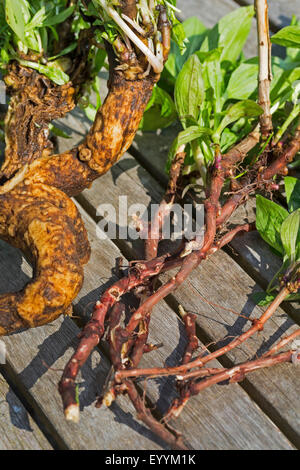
<box><xmin>2</xmin><ymin>64</ymin><xmax>76</xmax><ymax>180</ymax></box>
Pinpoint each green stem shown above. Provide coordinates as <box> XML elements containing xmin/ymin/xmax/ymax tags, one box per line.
<box><xmin>191</xmin><ymin>140</ymin><xmax>207</xmax><ymax>184</ymax></box>
<box><xmin>273</xmin><ymin>105</ymin><xmax>300</xmax><ymax>146</ymax></box>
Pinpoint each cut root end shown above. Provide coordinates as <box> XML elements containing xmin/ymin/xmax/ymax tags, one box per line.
<box><xmin>65</xmin><ymin>404</ymin><xmax>80</xmax><ymax>423</ymax></box>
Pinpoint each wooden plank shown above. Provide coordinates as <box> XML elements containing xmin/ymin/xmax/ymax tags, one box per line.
<box><xmin>235</xmin><ymin>0</ymin><xmax>300</xmax><ymax>30</ymax></box>
<box><xmin>178</xmin><ymin>0</ymin><xmax>300</xmax><ymax>30</ymax></box>
<box><xmin>1</xmin><ymin>202</ymin><xmax>293</xmax><ymax>450</ymax></box>
<box><xmin>228</xmin><ymin>229</ymin><xmax>299</xmax><ymax>323</ymax></box>
<box><xmin>0</xmin><ymin>234</ymin><xmax>165</xmax><ymax>450</ymax></box>
<box><xmin>73</xmin><ymin>201</ymin><xmax>295</xmax><ymax>450</ymax></box>
<box><xmin>0</xmin><ymin>374</ymin><xmax>52</xmax><ymax>450</ymax></box>
<box><xmin>77</xmin><ymin>152</ymin><xmax>298</xmax><ymax>449</ymax></box>
<box><xmin>176</xmin><ymin>0</ymin><xmax>258</xmax><ymax>57</ymax></box>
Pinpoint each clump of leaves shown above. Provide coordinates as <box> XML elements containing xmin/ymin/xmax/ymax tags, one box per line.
<box><xmin>254</xmin><ymin>177</ymin><xmax>300</xmax><ymax>306</ymax></box>
<box><xmin>142</xmin><ymin>8</ymin><xmax>300</xmax><ymax>183</ymax></box>
<box><xmin>0</xmin><ymin>0</ymin><xmax>78</xmax><ymax>84</ymax></box>
<box><xmin>0</xmin><ymin>1</ymin><xmax>186</xmax><ymax>134</ymax></box>
<box><xmin>0</xmin><ymin>0</ymin><xmax>110</xmax><ymax>136</ymax></box>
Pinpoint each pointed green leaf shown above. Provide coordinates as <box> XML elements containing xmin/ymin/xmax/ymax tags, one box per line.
<box><xmin>256</xmin><ymin>195</ymin><xmax>289</xmax><ymax>255</ymax></box>
<box><xmin>43</xmin><ymin>5</ymin><xmax>75</xmax><ymax>27</ymax></box>
<box><xmin>140</xmin><ymin>86</ymin><xmax>177</xmax><ymax>131</ymax></box>
<box><xmin>200</xmin><ymin>6</ymin><xmax>254</xmax><ymax>63</ymax></box>
<box><xmin>175</xmin><ymin>54</ymin><xmax>205</xmax><ymax>125</ymax></box>
<box><xmin>280</xmin><ymin>209</ymin><xmax>300</xmax><ymax>261</ymax></box>
<box><xmin>285</xmin><ymin>176</ymin><xmax>300</xmax><ymax>212</ymax></box>
<box><xmin>196</xmin><ymin>48</ymin><xmax>223</xmax><ymax>113</ymax></box>
<box><xmin>226</xmin><ymin>63</ymin><xmax>258</xmax><ymax>100</ymax></box>
<box><xmin>216</xmin><ymin>100</ymin><xmax>262</xmax><ymax>139</ymax></box>
<box><xmin>166</xmin><ymin>126</ymin><xmax>212</xmax><ymax>172</ymax></box>
<box><xmin>271</xmin><ymin>26</ymin><xmax>300</xmax><ymax>49</ymax></box>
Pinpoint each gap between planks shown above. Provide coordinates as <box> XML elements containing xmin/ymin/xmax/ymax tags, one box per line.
<box><xmin>232</xmin><ymin>0</ymin><xmax>300</xmax><ymax>31</ymax></box>
<box><xmin>0</xmin><ymin>372</ymin><xmax>52</xmax><ymax>450</ymax></box>
<box><xmin>0</xmin><ymin>234</ymin><xmax>169</xmax><ymax>451</ymax></box>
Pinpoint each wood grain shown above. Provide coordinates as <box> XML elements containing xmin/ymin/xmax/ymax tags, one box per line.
<box><xmin>77</xmin><ymin>151</ymin><xmax>298</xmax><ymax>449</ymax></box>
<box><xmin>0</xmin><ymin>373</ymin><xmax>52</xmax><ymax>450</ymax></box>
<box><xmin>0</xmin><ymin>0</ymin><xmax>299</xmax><ymax>451</ymax></box>
<box><xmin>0</xmin><ymin>234</ymin><xmax>165</xmax><ymax>450</ymax></box>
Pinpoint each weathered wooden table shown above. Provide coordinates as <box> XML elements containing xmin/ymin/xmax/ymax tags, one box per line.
<box><xmin>0</xmin><ymin>0</ymin><xmax>299</xmax><ymax>450</ymax></box>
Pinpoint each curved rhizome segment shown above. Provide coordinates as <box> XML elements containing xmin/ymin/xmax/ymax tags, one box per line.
<box><xmin>0</xmin><ymin>0</ymin><xmax>172</xmax><ymax>335</ymax></box>
<box><xmin>0</xmin><ymin>62</ymin><xmax>156</xmax><ymax>335</ymax></box>
<box><xmin>0</xmin><ymin>183</ymin><xmax>90</xmax><ymax>334</ymax></box>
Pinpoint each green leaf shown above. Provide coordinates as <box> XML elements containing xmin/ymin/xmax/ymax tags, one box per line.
<box><xmin>48</xmin><ymin>24</ymin><xmax>59</xmax><ymax>42</ymax></box>
<box><xmin>139</xmin><ymin>86</ymin><xmax>177</xmax><ymax>131</ymax></box>
<box><xmin>220</xmin><ymin>128</ymin><xmax>238</xmax><ymax>152</ymax></box>
<box><xmin>200</xmin><ymin>6</ymin><xmax>254</xmax><ymax>64</ymax></box>
<box><xmin>251</xmin><ymin>291</ymin><xmax>276</xmax><ymax>307</ymax></box>
<box><xmin>270</xmin><ymin>63</ymin><xmax>300</xmax><ymax>106</ymax></box>
<box><xmin>166</xmin><ymin>126</ymin><xmax>212</xmax><ymax>172</ymax></box>
<box><xmin>43</xmin><ymin>5</ymin><xmax>76</xmax><ymax>27</ymax></box>
<box><xmin>215</xmin><ymin>100</ymin><xmax>262</xmax><ymax>140</ymax></box>
<box><xmin>25</xmin><ymin>7</ymin><xmax>47</xmax><ymax>31</ymax></box>
<box><xmin>182</xmin><ymin>16</ymin><xmax>207</xmax><ymax>45</ymax></box>
<box><xmin>226</xmin><ymin>62</ymin><xmax>258</xmax><ymax>100</ymax></box>
<box><xmin>256</xmin><ymin>195</ymin><xmax>289</xmax><ymax>255</ymax></box>
<box><xmin>175</xmin><ymin>54</ymin><xmax>204</xmax><ymax>125</ymax></box>
<box><xmin>280</xmin><ymin>209</ymin><xmax>300</xmax><ymax>261</ymax></box>
<box><xmin>75</xmin><ymin>384</ymin><xmax>80</xmax><ymax>405</ymax></box>
<box><xmin>271</xmin><ymin>26</ymin><xmax>300</xmax><ymax>49</ymax></box>
<box><xmin>285</xmin><ymin>176</ymin><xmax>300</xmax><ymax>212</ymax></box>
<box><xmin>49</xmin><ymin>124</ymin><xmax>71</xmax><ymax>139</ymax></box>
<box><xmin>18</xmin><ymin>59</ymin><xmax>69</xmax><ymax>85</ymax></box>
<box><xmin>252</xmin><ymin>290</ymin><xmax>300</xmax><ymax>305</ymax></box>
<box><xmin>48</xmin><ymin>42</ymin><xmax>77</xmax><ymax>61</ymax></box>
<box><xmin>196</xmin><ymin>48</ymin><xmax>223</xmax><ymax>114</ymax></box>
<box><xmin>5</xmin><ymin>0</ymin><xmax>30</xmax><ymax>43</ymax></box>
<box><xmin>171</xmin><ymin>21</ymin><xmax>188</xmax><ymax>55</ymax></box>
<box><xmin>164</xmin><ymin>16</ymin><xmax>207</xmax><ymax>82</ymax></box>
<box><xmin>177</xmin><ymin>17</ymin><xmax>207</xmax><ymax>68</ymax></box>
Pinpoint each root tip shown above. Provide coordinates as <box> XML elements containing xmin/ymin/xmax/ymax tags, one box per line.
<box><xmin>65</xmin><ymin>404</ymin><xmax>80</xmax><ymax>423</ymax></box>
